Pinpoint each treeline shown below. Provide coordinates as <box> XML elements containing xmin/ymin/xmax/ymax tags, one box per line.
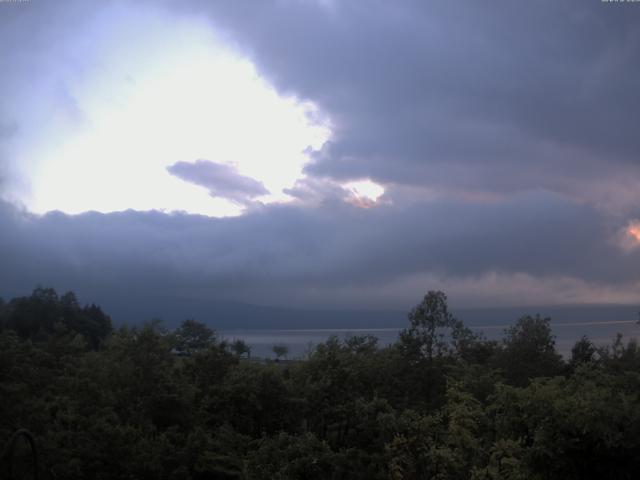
<box><xmin>1</xmin><ymin>288</ymin><xmax>640</xmax><ymax>479</ymax></box>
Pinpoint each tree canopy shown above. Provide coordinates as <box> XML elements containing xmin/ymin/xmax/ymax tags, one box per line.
<box><xmin>1</xmin><ymin>287</ymin><xmax>639</xmax><ymax>479</ymax></box>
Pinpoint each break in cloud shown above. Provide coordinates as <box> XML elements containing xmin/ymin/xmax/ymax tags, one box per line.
<box><xmin>1</xmin><ymin>0</ymin><xmax>640</xmax><ymax>320</ymax></box>
<box><xmin>167</xmin><ymin>160</ymin><xmax>269</xmax><ymax>204</ymax></box>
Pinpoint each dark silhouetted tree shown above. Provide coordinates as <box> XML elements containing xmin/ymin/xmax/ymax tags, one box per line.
<box><xmin>174</xmin><ymin>318</ymin><xmax>216</xmax><ymax>355</ymax></box>
<box><xmin>398</xmin><ymin>290</ymin><xmax>474</xmax><ymax>361</ymax></box>
<box><xmin>231</xmin><ymin>338</ymin><xmax>251</xmax><ymax>359</ymax></box>
<box><xmin>272</xmin><ymin>344</ymin><xmax>289</xmax><ymax>361</ymax></box>
<box><xmin>497</xmin><ymin>315</ymin><xmax>563</xmax><ymax>386</ymax></box>
<box><xmin>569</xmin><ymin>335</ymin><xmax>597</xmax><ymax>369</ymax></box>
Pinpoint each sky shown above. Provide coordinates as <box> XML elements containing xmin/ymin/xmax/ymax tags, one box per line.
<box><xmin>1</xmin><ymin>0</ymin><xmax>640</xmax><ymax>321</ymax></box>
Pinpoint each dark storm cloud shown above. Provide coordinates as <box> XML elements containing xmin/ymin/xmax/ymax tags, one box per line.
<box><xmin>170</xmin><ymin>0</ymin><xmax>640</xmax><ymax>209</ymax></box>
<box><xmin>167</xmin><ymin>160</ymin><xmax>269</xmax><ymax>204</ymax></box>
<box><xmin>1</xmin><ymin>192</ymin><xmax>639</xmax><ymax>313</ymax></box>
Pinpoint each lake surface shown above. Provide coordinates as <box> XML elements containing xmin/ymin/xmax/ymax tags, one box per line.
<box><xmin>221</xmin><ymin>320</ymin><xmax>640</xmax><ymax>359</ymax></box>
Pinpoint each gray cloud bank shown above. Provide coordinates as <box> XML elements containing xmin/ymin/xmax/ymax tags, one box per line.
<box><xmin>1</xmin><ymin>193</ymin><xmax>639</xmax><ymax>319</ymax></box>
<box><xmin>167</xmin><ymin>160</ymin><xmax>269</xmax><ymax>204</ymax></box>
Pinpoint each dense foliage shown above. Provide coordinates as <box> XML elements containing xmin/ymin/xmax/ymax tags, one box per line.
<box><xmin>1</xmin><ymin>288</ymin><xmax>640</xmax><ymax>479</ymax></box>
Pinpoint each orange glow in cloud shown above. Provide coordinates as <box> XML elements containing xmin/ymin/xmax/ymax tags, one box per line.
<box><xmin>614</xmin><ymin>221</ymin><xmax>640</xmax><ymax>253</ymax></box>
<box><xmin>629</xmin><ymin>224</ymin><xmax>640</xmax><ymax>242</ymax></box>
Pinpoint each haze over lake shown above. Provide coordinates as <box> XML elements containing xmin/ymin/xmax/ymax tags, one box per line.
<box><xmin>222</xmin><ymin>320</ymin><xmax>640</xmax><ymax>359</ymax></box>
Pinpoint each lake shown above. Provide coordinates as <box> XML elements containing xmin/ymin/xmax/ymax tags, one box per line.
<box><xmin>220</xmin><ymin>319</ymin><xmax>640</xmax><ymax>359</ymax></box>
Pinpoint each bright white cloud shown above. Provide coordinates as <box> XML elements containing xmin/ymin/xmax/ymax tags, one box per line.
<box><xmin>15</xmin><ymin>3</ymin><xmax>331</xmax><ymax>216</ymax></box>
<box><xmin>328</xmin><ymin>179</ymin><xmax>386</xmax><ymax>209</ymax></box>
<box><xmin>343</xmin><ymin>179</ymin><xmax>385</xmax><ymax>205</ymax></box>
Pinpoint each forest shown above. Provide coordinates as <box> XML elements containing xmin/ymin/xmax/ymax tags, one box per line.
<box><xmin>2</xmin><ymin>287</ymin><xmax>640</xmax><ymax>479</ymax></box>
